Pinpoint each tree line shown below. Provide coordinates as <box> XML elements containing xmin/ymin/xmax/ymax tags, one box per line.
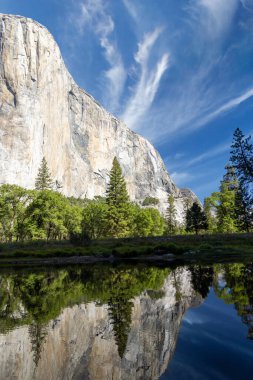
<box><xmin>0</xmin><ymin>157</ymin><xmax>165</xmax><ymax>242</ymax></box>
<box><xmin>167</xmin><ymin>128</ymin><xmax>253</xmax><ymax>234</ymax></box>
<box><xmin>0</xmin><ymin>127</ymin><xmax>252</xmax><ymax>242</ymax></box>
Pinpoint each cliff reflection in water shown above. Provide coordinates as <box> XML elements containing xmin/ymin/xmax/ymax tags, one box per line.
<box><xmin>0</xmin><ymin>262</ymin><xmax>252</xmax><ymax>379</ymax></box>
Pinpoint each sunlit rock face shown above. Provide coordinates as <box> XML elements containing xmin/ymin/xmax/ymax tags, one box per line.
<box><xmin>0</xmin><ymin>13</ymin><xmax>196</xmax><ymax>219</ymax></box>
<box><xmin>0</xmin><ymin>268</ymin><xmax>201</xmax><ymax>380</ymax></box>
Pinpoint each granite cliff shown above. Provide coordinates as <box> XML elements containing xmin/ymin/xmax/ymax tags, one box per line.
<box><xmin>0</xmin><ymin>14</ymin><xmax>196</xmax><ymax>219</ymax></box>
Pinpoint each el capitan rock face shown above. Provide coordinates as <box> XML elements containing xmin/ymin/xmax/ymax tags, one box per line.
<box><xmin>0</xmin><ymin>14</ymin><xmax>196</xmax><ymax>219</ymax></box>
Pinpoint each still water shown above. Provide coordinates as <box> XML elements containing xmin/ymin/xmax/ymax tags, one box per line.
<box><xmin>0</xmin><ymin>262</ymin><xmax>252</xmax><ymax>379</ymax></box>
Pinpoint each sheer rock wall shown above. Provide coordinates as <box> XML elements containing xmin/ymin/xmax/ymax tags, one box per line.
<box><xmin>0</xmin><ymin>14</ymin><xmax>197</xmax><ymax>219</ymax></box>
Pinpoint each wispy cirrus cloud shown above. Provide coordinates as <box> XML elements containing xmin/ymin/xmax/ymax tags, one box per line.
<box><xmin>121</xmin><ymin>28</ymin><xmax>170</xmax><ymax>130</ymax></box>
<box><xmin>67</xmin><ymin>0</ymin><xmax>253</xmax><ymax>150</ymax></box>
<box><xmin>186</xmin><ymin>142</ymin><xmax>230</xmax><ymax>167</ymax></box>
<box><xmin>189</xmin><ymin>0</ymin><xmax>239</xmax><ymax>40</ymax></box>
<box><xmin>165</xmin><ymin>141</ymin><xmax>230</xmax><ymax>174</ymax></box>
<box><xmin>190</xmin><ymin>88</ymin><xmax>253</xmax><ymax>132</ymax></box>
<box><xmin>137</xmin><ymin>0</ymin><xmax>253</xmax><ymax>144</ymax></box>
<box><xmin>70</xmin><ymin>0</ymin><xmax>126</xmax><ymax>113</ymax></box>
<box><xmin>122</xmin><ymin>0</ymin><xmax>138</xmax><ymax>21</ymax></box>
<box><xmin>171</xmin><ymin>171</ymin><xmax>193</xmax><ymax>186</ymax></box>
<box><xmin>240</xmin><ymin>0</ymin><xmax>253</xmax><ymax>12</ymax></box>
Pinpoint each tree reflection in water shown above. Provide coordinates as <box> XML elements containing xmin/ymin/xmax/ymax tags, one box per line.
<box><xmin>0</xmin><ymin>261</ymin><xmax>253</xmax><ymax>370</ymax></box>
<box><xmin>213</xmin><ymin>262</ymin><xmax>253</xmax><ymax>339</ymax></box>
<box><xmin>0</xmin><ymin>265</ymin><xmax>169</xmax><ymax>362</ymax></box>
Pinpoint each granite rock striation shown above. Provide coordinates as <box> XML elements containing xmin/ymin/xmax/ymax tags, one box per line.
<box><xmin>0</xmin><ymin>14</ymin><xmax>196</xmax><ymax>219</ymax></box>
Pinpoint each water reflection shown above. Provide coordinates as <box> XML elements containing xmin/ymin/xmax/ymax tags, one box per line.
<box><xmin>0</xmin><ymin>262</ymin><xmax>252</xmax><ymax>379</ymax></box>
<box><xmin>213</xmin><ymin>263</ymin><xmax>253</xmax><ymax>339</ymax></box>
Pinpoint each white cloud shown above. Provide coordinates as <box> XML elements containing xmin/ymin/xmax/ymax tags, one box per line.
<box><xmin>71</xmin><ymin>0</ymin><xmax>126</xmax><ymax>112</ymax></box>
<box><xmin>66</xmin><ymin>0</ymin><xmax>252</xmax><ymax>149</ymax></box>
<box><xmin>136</xmin><ymin>0</ymin><xmax>251</xmax><ymax>144</ymax></box>
<box><xmin>122</xmin><ymin>0</ymin><xmax>138</xmax><ymax>20</ymax></box>
<box><xmin>167</xmin><ymin>141</ymin><xmax>230</xmax><ymax>173</ymax></box>
<box><xmin>187</xmin><ymin>142</ymin><xmax>230</xmax><ymax>167</ymax></box>
<box><xmin>171</xmin><ymin>171</ymin><xmax>193</xmax><ymax>185</ymax></box>
<box><xmin>240</xmin><ymin>0</ymin><xmax>253</xmax><ymax>12</ymax></box>
<box><xmin>192</xmin><ymin>88</ymin><xmax>253</xmax><ymax>131</ymax></box>
<box><xmin>121</xmin><ymin>28</ymin><xmax>169</xmax><ymax>130</ymax></box>
<box><xmin>191</xmin><ymin>0</ymin><xmax>239</xmax><ymax>40</ymax></box>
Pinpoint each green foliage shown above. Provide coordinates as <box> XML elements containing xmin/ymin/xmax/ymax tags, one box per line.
<box><xmin>142</xmin><ymin>197</ymin><xmax>159</xmax><ymax>206</ymax></box>
<box><xmin>166</xmin><ymin>195</ymin><xmax>177</xmax><ymax>234</ymax></box>
<box><xmin>186</xmin><ymin>202</ymin><xmax>208</xmax><ymax>235</ymax></box>
<box><xmin>130</xmin><ymin>204</ymin><xmax>165</xmax><ymax>237</ymax></box>
<box><xmin>0</xmin><ymin>181</ymin><xmax>166</xmax><ymax>243</ymax></box>
<box><xmin>0</xmin><ymin>185</ymin><xmax>34</xmax><ymax>242</ymax></box>
<box><xmin>105</xmin><ymin>157</ymin><xmax>131</xmax><ymax>238</ymax></box>
<box><xmin>230</xmin><ymin>128</ymin><xmax>253</xmax><ymax>226</ymax></box>
<box><xmin>0</xmin><ymin>265</ymin><xmax>169</xmax><ymax>357</ymax></box>
<box><xmin>214</xmin><ymin>263</ymin><xmax>253</xmax><ymax>339</ymax></box>
<box><xmin>26</xmin><ymin>190</ymin><xmax>69</xmax><ymax>240</ymax></box>
<box><xmin>82</xmin><ymin>200</ymin><xmax>109</xmax><ymax>239</ymax></box>
<box><xmin>217</xmin><ymin>181</ymin><xmax>237</xmax><ymax>233</ymax></box>
<box><xmin>230</xmin><ymin>128</ymin><xmax>253</xmax><ymax>187</ymax></box>
<box><xmin>207</xmin><ymin>165</ymin><xmax>239</xmax><ymax>233</ymax></box>
<box><xmin>234</xmin><ymin>184</ymin><xmax>252</xmax><ymax>232</ymax></box>
<box><xmin>35</xmin><ymin>157</ymin><xmax>54</xmax><ymax>190</ymax></box>
<box><xmin>182</xmin><ymin>198</ymin><xmax>193</xmax><ymax>232</ymax></box>
<box><xmin>65</xmin><ymin>204</ymin><xmax>83</xmax><ymax>235</ymax></box>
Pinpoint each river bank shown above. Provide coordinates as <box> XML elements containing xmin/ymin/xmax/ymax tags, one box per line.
<box><xmin>0</xmin><ymin>233</ymin><xmax>252</xmax><ymax>267</ymax></box>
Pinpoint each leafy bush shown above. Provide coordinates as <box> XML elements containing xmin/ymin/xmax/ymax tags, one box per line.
<box><xmin>142</xmin><ymin>197</ymin><xmax>159</xmax><ymax>206</ymax></box>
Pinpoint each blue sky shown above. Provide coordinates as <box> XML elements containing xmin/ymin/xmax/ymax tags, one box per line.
<box><xmin>1</xmin><ymin>0</ymin><xmax>253</xmax><ymax>201</ymax></box>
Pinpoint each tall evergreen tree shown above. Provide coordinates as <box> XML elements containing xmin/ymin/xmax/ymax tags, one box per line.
<box><xmin>217</xmin><ymin>164</ymin><xmax>238</xmax><ymax>233</ymax></box>
<box><xmin>166</xmin><ymin>195</ymin><xmax>177</xmax><ymax>234</ymax></box>
<box><xmin>230</xmin><ymin>128</ymin><xmax>253</xmax><ymax>186</ymax></box>
<box><xmin>35</xmin><ymin>157</ymin><xmax>54</xmax><ymax>190</ymax></box>
<box><xmin>222</xmin><ymin>164</ymin><xmax>238</xmax><ymax>191</ymax></box>
<box><xmin>230</xmin><ymin>128</ymin><xmax>253</xmax><ymax>226</ymax></box>
<box><xmin>183</xmin><ymin>198</ymin><xmax>193</xmax><ymax>228</ymax></box>
<box><xmin>234</xmin><ymin>184</ymin><xmax>252</xmax><ymax>232</ymax></box>
<box><xmin>186</xmin><ymin>202</ymin><xmax>208</xmax><ymax>235</ymax></box>
<box><xmin>105</xmin><ymin>157</ymin><xmax>131</xmax><ymax>237</ymax></box>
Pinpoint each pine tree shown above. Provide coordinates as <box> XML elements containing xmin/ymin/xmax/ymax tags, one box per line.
<box><xmin>35</xmin><ymin>157</ymin><xmax>53</xmax><ymax>190</ymax></box>
<box><xmin>105</xmin><ymin>157</ymin><xmax>131</xmax><ymax>237</ymax></box>
<box><xmin>166</xmin><ymin>195</ymin><xmax>177</xmax><ymax>234</ymax></box>
<box><xmin>217</xmin><ymin>164</ymin><xmax>238</xmax><ymax>233</ymax></box>
<box><xmin>186</xmin><ymin>202</ymin><xmax>208</xmax><ymax>235</ymax></box>
<box><xmin>234</xmin><ymin>184</ymin><xmax>252</xmax><ymax>232</ymax></box>
<box><xmin>230</xmin><ymin>128</ymin><xmax>253</xmax><ymax>225</ymax></box>
<box><xmin>183</xmin><ymin>198</ymin><xmax>193</xmax><ymax>228</ymax></box>
<box><xmin>230</xmin><ymin>128</ymin><xmax>253</xmax><ymax>186</ymax></box>
<box><xmin>222</xmin><ymin>164</ymin><xmax>238</xmax><ymax>191</ymax></box>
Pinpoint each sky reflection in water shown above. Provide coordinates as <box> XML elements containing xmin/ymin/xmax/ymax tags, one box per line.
<box><xmin>162</xmin><ymin>288</ymin><xmax>253</xmax><ymax>380</ymax></box>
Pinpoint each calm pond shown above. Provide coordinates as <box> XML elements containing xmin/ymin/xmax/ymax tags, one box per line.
<box><xmin>0</xmin><ymin>261</ymin><xmax>252</xmax><ymax>379</ymax></box>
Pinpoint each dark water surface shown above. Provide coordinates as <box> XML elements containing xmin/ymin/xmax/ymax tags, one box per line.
<box><xmin>0</xmin><ymin>261</ymin><xmax>252</xmax><ymax>379</ymax></box>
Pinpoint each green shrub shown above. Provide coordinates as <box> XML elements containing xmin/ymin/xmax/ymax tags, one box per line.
<box><xmin>142</xmin><ymin>197</ymin><xmax>159</xmax><ymax>206</ymax></box>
